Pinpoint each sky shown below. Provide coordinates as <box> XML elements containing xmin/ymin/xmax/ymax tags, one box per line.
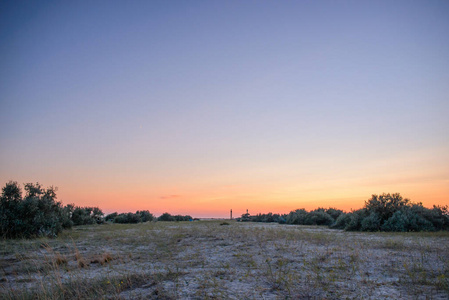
<box><xmin>1</xmin><ymin>1</ymin><xmax>448</xmax><ymax>218</ymax></box>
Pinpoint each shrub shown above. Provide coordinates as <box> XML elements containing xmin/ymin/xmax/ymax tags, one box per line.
<box><xmin>106</xmin><ymin>211</ymin><xmax>155</xmax><ymax>223</ymax></box>
<box><xmin>356</xmin><ymin>194</ymin><xmax>448</xmax><ymax>232</ymax></box>
<box><xmin>331</xmin><ymin>212</ymin><xmax>352</xmax><ymax>229</ymax></box>
<box><xmin>364</xmin><ymin>193</ymin><xmax>409</xmax><ymax>222</ymax></box>
<box><xmin>173</xmin><ymin>215</ymin><xmax>192</xmax><ymax>221</ymax></box>
<box><xmin>137</xmin><ymin>210</ymin><xmax>155</xmax><ymax>222</ymax></box>
<box><xmin>304</xmin><ymin>210</ymin><xmax>334</xmax><ymax>226</ymax></box>
<box><xmin>324</xmin><ymin>208</ymin><xmax>344</xmax><ymax>220</ymax></box>
<box><xmin>425</xmin><ymin>205</ymin><xmax>449</xmax><ymax>230</ymax></box>
<box><xmin>62</xmin><ymin>204</ymin><xmax>74</xmax><ymax>228</ymax></box>
<box><xmin>360</xmin><ymin>212</ymin><xmax>381</xmax><ymax>231</ymax></box>
<box><xmin>285</xmin><ymin>209</ymin><xmax>308</xmax><ymax>225</ymax></box>
<box><xmin>158</xmin><ymin>212</ymin><xmax>175</xmax><ymax>221</ymax></box>
<box><xmin>381</xmin><ymin>208</ymin><xmax>435</xmax><ymax>232</ymax></box>
<box><xmin>71</xmin><ymin>206</ymin><xmax>104</xmax><ymax>225</ymax></box>
<box><xmin>105</xmin><ymin>212</ymin><xmax>118</xmax><ymax>222</ymax></box>
<box><xmin>116</xmin><ymin>212</ymin><xmax>140</xmax><ymax>223</ymax></box>
<box><xmin>156</xmin><ymin>213</ymin><xmax>192</xmax><ymax>221</ymax></box>
<box><xmin>381</xmin><ymin>210</ymin><xmax>409</xmax><ymax>232</ymax></box>
<box><xmin>251</xmin><ymin>213</ymin><xmax>284</xmax><ymax>223</ymax></box>
<box><xmin>405</xmin><ymin>206</ymin><xmax>436</xmax><ymax>231</ymax></box>
<box><xmin>0</xmin><ymin>181</ymin><xmax>69</xmax><ymax>238</ymax></box>
<box><xmin>345</xmin><ymin>209</ymin><xmax>368</xmax><ymax>231</ymax></box>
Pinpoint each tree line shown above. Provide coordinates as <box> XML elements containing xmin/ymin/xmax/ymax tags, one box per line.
<box><xmin>2</xmin><ymin>181</ymin><xmax>448</xmax><ymax>239</ymax></box>
<box><xmin>239</xmin><ymin>193</ymin><xmax>449</xmax><ymax>232</ymax></box>
<box><xmin>0</xmin><ymin>181</ymin><xmax>191</xmax><ymax>239</ymax></box>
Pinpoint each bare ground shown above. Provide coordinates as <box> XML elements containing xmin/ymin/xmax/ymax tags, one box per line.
<box><xmin>1</xmin><ymin>221</ymin><xmax>448</xmax><ymax>299</ymax></box>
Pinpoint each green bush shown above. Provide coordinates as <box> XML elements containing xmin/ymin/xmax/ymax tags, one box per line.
<box><xmin>105</xmin><ymin>212</ymin><xmax>118</xmax><ymax>222</ymax></box>
<box><xmin>157</xmin><ymin>213</ymin><xmax>192</xmax><ymax>221</ymax></box>
<box><xmin>423</xmin><ymin>205</ymin><xmax>449</xmax><ymax>230</ymax></box>
<box><xmin>173</xmin><ymin>214</ymin><xmax>193</xmax><ymax>221</ymax></box>
<box><xmin>352</xmin><ymin>194</ymin><xmax>449</xmax><ymax>232</ymax></box>
<box><xmin>71</xmin><ymin>206</ymin><xmax>104</xmax><ymax>225</ymax></box>
<box><xmin>364</xmin><ymin>193</ymin><xmax>409</xmax><ymax>222</ymax></box>
<box><xmin>360</xmin><ymin>212</ymin><xmax>381</xmax><ymax>231</ymax></box>
<box><xmin>285</xmin><ymin>209</ymin><xmax>308</xmax><ymax>225</ymax></box>
<box><xmin>106</xmin><ymin>211</ymin><xmax>155</xmax><ymax>223</ymax></box>
<box><xmin>345</xmin><ymin>209</ymin><xmax>368</xmax><ymax>231</ymax></box>
<box><xmin>158</xmin><ymin>212</ymin><xmax>175</xmax><ymax>221</ymax></box>
<box><xmin>304</xmin><ymin>210</ymin><xmax>334</xmax><ymax>226</ymax></box>
<box><xmin>405</xmin><ymin>206</ymin><xmax>436</xmax><ymax>231</ymax></box>
<box><xmin>251</xmin><ymin>213</ymin><xmax>285</xmax><ymax>223</ymax></box>
<box><xmin>115</xmin><ymin>212</ymin><xmax>140</xmax><ymax>223</ymax></box>
<box><xmin>381</xmin><ymin>207</ymin><xmax>435</xmax><ymax>232</ymax></box>
<box><xmin>137</xmin><ymin>210</ymin><xmax>154</xmax><ymax>222</ymax></box>
<box><xmin>331</xmin><ymin>213</ymin><xmax>352</xmax><ymax>229</ymax></box>
<box><xmin>324</xmin><ymin>208</ymin><xmax>344</xmax><ymax>221</ymax></box>
<box><xmin>0</xmin><ymin>181</ymin><xmax>70</xmax><ymax>238</ymax></box>
<box><xmin>381</xmin><ymin>210</ymin><xmax>409</xmax><ymax>232</ymax></box>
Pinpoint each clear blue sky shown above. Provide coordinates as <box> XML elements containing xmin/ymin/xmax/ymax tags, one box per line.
<box><xmin>1</xmin><ymin>1</ymin><xmax>448</xmax><ymax>216</ymax></box>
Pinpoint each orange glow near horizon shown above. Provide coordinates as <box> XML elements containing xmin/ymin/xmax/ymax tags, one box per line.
<box><xmin>6</xmin><ymin>145</ymin><xmax>448</xmax><ymax>218</ymax></box>
<box><xmin>55</xmin><ymin>174</ymin><xmax>448</xmax><ymax>218</ymax></box>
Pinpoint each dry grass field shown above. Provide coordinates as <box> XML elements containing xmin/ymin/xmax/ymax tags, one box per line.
<box><xmin>1</xmin><ymin>220</ymin><xmax>448</xmax><ymax>299</ymax></box>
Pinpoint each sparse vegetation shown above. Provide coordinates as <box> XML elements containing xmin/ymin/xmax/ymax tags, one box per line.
<box><xmin>1</xmin><ymin>221</ymin><xmax>448</xmax><ymax>299</ymax></box>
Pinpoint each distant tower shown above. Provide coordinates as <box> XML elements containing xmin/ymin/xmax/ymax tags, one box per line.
<box><xmin>246</xmin><ymin>209</ymin><xmax>248</xmax><ymax>214</ymax></box>
<box><xmin>230</xmin><ymin>209</ymin><xmax>232</xmax><ymax>220</ymax></box>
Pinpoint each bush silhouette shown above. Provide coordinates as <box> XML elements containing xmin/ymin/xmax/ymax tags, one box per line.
<box><xmin>105</xmin><ymin>210</ymin><xmax>155</xmax><ymax>223</ymax></box>
<box><xmin>71</xmin><ymin>206</ymin><xmax>104</xmax><ymax>226</ymax></box>
<box><xmin>285</xmin><ymin>209</ymin><xmax>308</xmax><ymax>225</ymax></box>
<box><xmin>304</xmin><ymin>210</ymin><xmax>334</xmax><ymax>226</ymax></box>
<box><xmin>346</xmin><ymin>194</ymin><xmax>449</xmax><ymax>232</ymax></box>
<box><xmin>157</xmin><ymin>213</ymin><xmax>192</xmax><ymax>221</ymax></box>
<box><xmin>105</xmin><ymin>212</ymin><xmax>118</xmax><ymax>222</ymax></box>
<box><xmin>361</xmin><ymin>212</ymin><xmax>381</xmax><ymax>231</ymax></box>
<box><xmin>158</xmin><ymin>212</ymin><xmax>175</xmax><ymax>221</ymax></box>
<box><xmin>137</xmin><ymin>210</ymin><xmax>154</xmax><ymax>222</ymax></box>
<box><xmin>331</xmin><ymin>213</ymin><xmax>352</xmax><ymax>229</ymax></box>
<box><xmin>364</xmin><ymin>193</ymin><xmax>409</xmax><ymax>221</ymax></box>
<box><xmin>0</xmin><ymin>181</ymin><xmax>70</xmax><ymax>238</ymax></box>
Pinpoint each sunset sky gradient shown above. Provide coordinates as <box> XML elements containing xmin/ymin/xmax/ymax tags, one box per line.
<box><xmin>1</xmin><ymin>1</ymin><xmax>448</xmax><ymax>217</ymax></box>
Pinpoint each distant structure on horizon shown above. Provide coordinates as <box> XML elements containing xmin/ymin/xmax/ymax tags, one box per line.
<box><xmin>230</xmin><ymin>209</ymin><xmax>232</xmax><ymax>220</ymax></box>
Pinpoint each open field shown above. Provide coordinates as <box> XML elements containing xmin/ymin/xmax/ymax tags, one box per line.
<box><xmin>1</xmin><ymin>221</ymin><xmax>448</xmax><ymax>299</ymax></box>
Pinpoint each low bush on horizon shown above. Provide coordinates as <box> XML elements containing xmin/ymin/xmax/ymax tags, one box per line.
<box><xmin>104</xmin><ymin>211</ymin><xmax>194</xmax><ymax>223</ymax></box>
<box><xmin>68</xmin><ymin>205</ymin><xmax>105</xmax><ymax>226</ymax></box>
<box><xmin>337</xmin><ymin>193</ymin><xmax>449</xmax><ymax>232</ymax></box>
<box><xmin>240</xmin><ymin>193</ymin><xmax>449</xmax><ymax>232</ymax></box>
<box><xmin>157</xmin><ymin>212</ymin><xmax>193</xmax><ymax>222</ymax></box>
<box><xmin>239</xmin><ymin>207</ymin><xmax>343</xmax><ymax>226</ymax></box>
<box><xmin>105</xmin><ymin>210</ymin><xmax>155</xmax><ymax>223</ymax></box>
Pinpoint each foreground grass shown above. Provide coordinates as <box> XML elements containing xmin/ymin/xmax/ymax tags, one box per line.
<box><xmin>1</xmin><ymin>221</ymin><xmax>448</xmax><ymax>299</ymax></box>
